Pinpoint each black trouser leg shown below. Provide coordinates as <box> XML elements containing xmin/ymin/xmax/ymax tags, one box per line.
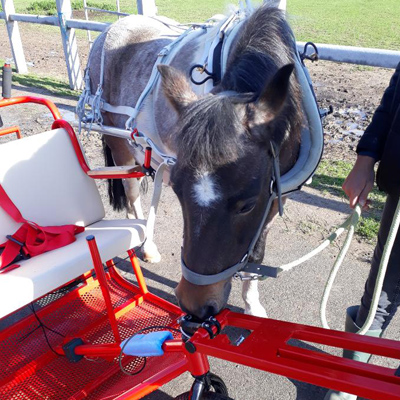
<box><xmin>356</xmin><ymin>194</ymin><xmax>400</xmax><ymax>330</ymax></box>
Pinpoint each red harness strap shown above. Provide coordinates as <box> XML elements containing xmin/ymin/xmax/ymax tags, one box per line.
<box><xmin>0</xmin><ymin>184</ymin><xmax>84</xmax><ymax>273</ymax></box>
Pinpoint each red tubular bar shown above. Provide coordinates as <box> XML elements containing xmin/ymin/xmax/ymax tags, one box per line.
<box><xmin>144</xmin><ymin>147</ymin><xmax>152</xmax><ymax>169</ymax></box>
<box><xmin>127</xmin><ymin>249</ymin><xmax>149</xmax><ymax>295</ymax></box>
<box><xmin>69</xmin><ymin>339</ymin><xmax>185</xmax><ymax>359</ymax></box>
<box><xmin>86</xmin><ymin>236</ymin><xmax>121</xmax><ymax>343</ymax></box>
<box><xmin>0</xmin><ymin>95</ymin><xmax>62</xmax><ymax>120</ymax></box>
<box><xmin>0</xmin><ymin>126</ymin><xmax>21</xmax><ymax>139</ymax></box>
<box><xmin>52</xmin><ymin>119</ymin><xmax>146</xmax><ymax>180</ymax></box>
<box><xmin>186</xmin><ymin>310</ymin><xmax>400</xmax><ymax>400</ymax></box>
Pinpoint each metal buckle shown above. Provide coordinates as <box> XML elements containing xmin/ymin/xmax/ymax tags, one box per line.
<box><xmin>233</xmin><ymin>272</ymin><xmax>268</xmax><ymax>281</ymax></box>
<box><xmin>5</xmin><ymin>235</ymin><xmax>30</xmax><ymax>260</ymax></box>
<box><xmin>6</xmin><ymin>235</ymin><xmax>24</xmax><ymax>248</ymax></box>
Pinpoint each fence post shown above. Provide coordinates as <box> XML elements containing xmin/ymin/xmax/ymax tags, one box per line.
<box><xmin>278</xmin><ymin>0</ymin><xmax>287</xmax><ymax>11</ymax></box>
<box><xmin>56</xmin><ymin>0</ymin><xmax>83</xmax><ymax>90</ymax></box>
<box><xmin>1</xmin><ymin>0</ymin><xmax>28</xmax><ymax>73</ymax></box>
<box><xmin>137</xmin><ymin>0</ymin><xmax>157</xmax><ymax>16</ymax></box>
<box><xmin>266</xmin><ymin>0</ymin><xmax>287</xmax><ymax>11</ymax></box>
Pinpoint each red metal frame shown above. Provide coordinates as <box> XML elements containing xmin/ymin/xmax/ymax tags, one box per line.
<box><xmin>52</xmin><ymin>119</ymin><xmax>146</xmax><ymax>180</ymax></box>
<box><xmin>0</xmin><ymin>125</ymin><xmax>21</xmax><ymax>139</ymax></box>
<box><xmin>186</xmin><ymin>311</ymin><xmax>400</xmax><ymax>400</ymax></box>
<box><xmin>87</xmin><ymin>236</ymin><xmax>122</xmax><ymax>343</ymax></box>
<box><xmin>63</xmin><ymin>234</ymin><xmax>400</xmax><ymax>400</ymax></box>
<box><xmin>2</xmin><ymin>95</ymin><xmax>400</xmax><ymax>400</ymax></box>
<box><xmin>0</xmin><ymin>95</ymin><xmax>62</xmax><ymax>120</ymax></box>
<box><xmin>68</xmin><ymin>305</ymin><xmax>400</xmax><ymax>400</ymax></box>
<box><xmin>0</xmin><ymin>96</ymin><xmax>146</xmax><ymax>180</ymax></box>
<box><xmin>63</xmin><ymin>239</ymin><xmax>400</xmax><ymax>398</ymax></box>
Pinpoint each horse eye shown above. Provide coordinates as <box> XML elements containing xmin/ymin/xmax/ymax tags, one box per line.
<box><xmin>237</xmin><ymin>202</ymin><xmax>256</xmax><ymax>215</ymax></box>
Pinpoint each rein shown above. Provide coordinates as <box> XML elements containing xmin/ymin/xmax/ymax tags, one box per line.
<box><xmin>181</xmin><ymin>142</ymin><xmax>284</xmax><ymax>286</ymax></box>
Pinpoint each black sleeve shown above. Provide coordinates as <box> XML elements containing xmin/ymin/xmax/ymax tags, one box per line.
<box><xmin>356</xmin><ymin>62</ymin><xmax>400</xmax><ymax>161</ymax></box>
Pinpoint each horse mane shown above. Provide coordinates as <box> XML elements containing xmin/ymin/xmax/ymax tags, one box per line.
<box><xmin>175</xmin><ymin>4</ymin><xmax>302</xmax><ymax>171</ymax></box>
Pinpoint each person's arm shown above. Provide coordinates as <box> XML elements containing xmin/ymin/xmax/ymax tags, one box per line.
<box><xmin>343</xmin><ymin>62</ymin><xmax>400</xmax><ymax>209</ymax></box>
<box><xmin>357</xmin><ymin>62</ymin><xmax>400</xmax><ymax>160</ymax></box>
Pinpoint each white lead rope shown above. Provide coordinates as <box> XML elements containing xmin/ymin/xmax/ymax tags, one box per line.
<box><xmin>356</xmin><ymin>197</ymin><xmax>400</xmax><ymax>334</ymax></box>
<box><xmin>319</xmin><ymin>204</ymin><xmax>361</xmax><ymax>330</ymax></box>
<box><xmin>319</xmin><ymin>198</ymin><xmax>400</xmax><ymax>334</ymax></box>
<box><xmin>278</xmin><ymin>204</ymin><xmax>361</xmax><ymax>274</ymax></box>
<box><xmin>275</xmin><ymin>197</ymin><xmax>400</xmax><ymax>334</ymax></box>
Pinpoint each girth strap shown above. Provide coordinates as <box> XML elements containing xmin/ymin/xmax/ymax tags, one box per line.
<box><xmin>0</xmin><ymin>184</ymin><xmax>84</xmax><ymax>273</ymax></box>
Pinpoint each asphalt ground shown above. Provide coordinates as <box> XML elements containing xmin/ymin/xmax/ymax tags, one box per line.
<box><xmin>1</xmin><ymin>84</ymin><xmax>399</xmax><ymax>400</ymax></box>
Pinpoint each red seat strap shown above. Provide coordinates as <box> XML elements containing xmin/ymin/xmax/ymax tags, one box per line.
<box><xmin>0</xmin><ymin>184</ymin><xmax>84</xmax><ymax>272</ymax></box>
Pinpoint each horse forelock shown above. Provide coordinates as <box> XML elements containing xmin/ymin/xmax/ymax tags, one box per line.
<box><xmin>174</xmin><ymin>93</ymin><xmax>253</xmax><ymax>171</ymax></box>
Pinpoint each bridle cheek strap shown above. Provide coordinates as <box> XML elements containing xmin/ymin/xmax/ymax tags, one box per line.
<box><xmin>181</xmin><ymin>191</ymin><xmax>277</xmax><ymax>286</ymax></box>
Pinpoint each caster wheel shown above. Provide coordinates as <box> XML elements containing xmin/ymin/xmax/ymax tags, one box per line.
<box><xmin>174</xmin><ymin>373</ymin><xmax>233</xmax><ymax>400</ymax></box>
<box><xmin>174</xmin><ymin>393</ymin><xmax>233</xmax><ymax>400</ymax></box>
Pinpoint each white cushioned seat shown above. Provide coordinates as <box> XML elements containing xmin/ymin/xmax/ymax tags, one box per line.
<box><xmin>0</xmin><ymin>219</ymin><xmax>146</xmax><ymax>318</ymax></box>
<box><xmin>0</xmin><ymin>129</ymin><xmax>146</xmax><ymax>318</ymax></box>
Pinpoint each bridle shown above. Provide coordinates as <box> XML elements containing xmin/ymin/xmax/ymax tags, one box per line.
<box><xmin>180</xmin><ymin>142</ymin><xmax>283</xmax><ymax>285</ymax></box>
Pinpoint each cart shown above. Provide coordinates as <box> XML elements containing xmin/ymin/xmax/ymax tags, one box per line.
<box><xmin>1</xmin><ymin>97</ymin><xmax>400</xmax><ymax>400</ymax></box>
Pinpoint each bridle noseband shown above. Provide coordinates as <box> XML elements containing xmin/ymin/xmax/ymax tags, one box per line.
<box><xmin>181</xmin><ymin>142</ymin><xmax>283</xmax><ymax>285</ymax></box>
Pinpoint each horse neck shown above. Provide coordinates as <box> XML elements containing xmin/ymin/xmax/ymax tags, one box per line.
<box><xmin>153</xmin><ymin>18</ymin><xmax>237</xmax><ymax>150</ymax></box>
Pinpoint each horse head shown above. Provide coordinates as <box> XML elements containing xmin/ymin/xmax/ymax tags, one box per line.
<box><xmin>158</xmin><ymin>62</ymin><xmax>300</xmax><ymax>319</ymax></box>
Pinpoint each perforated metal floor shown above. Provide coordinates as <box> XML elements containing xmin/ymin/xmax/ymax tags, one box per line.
<box><xmin>0</xmin><ymin>272</ymin><xmax>186</xmax><ymax>400</ymax></box>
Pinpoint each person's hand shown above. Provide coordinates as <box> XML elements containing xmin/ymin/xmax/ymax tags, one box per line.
<box><xmin>342</xmin><ymin>155</ymin><xmax>376</xmax><ymax>209</ymax></box>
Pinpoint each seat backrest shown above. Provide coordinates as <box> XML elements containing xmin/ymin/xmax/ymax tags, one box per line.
<box><xmin>0</xmin><ymin>128</ymin><xmax>105</xmax><ymax>242</ymax></box>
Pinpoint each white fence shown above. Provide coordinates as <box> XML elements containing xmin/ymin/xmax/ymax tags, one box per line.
<box><xmin>0</xmin><ymin>0</ymin><xmax>157</xmax><ymax>89</ymax></box>
<box><xmin>1</xmin><ymin>0</ymin><xmax>399</xmax><ymax>90</ymax></box>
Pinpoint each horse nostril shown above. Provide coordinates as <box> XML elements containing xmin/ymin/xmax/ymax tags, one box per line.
<box><xmin>199</xmin><ymin>302</ymin><xmax>220</xmax><ymax>320</ymax></box>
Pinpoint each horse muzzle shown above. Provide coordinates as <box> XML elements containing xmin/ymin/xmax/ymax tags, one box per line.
<box><xmin>175</xmin><ymin>277</ymin><xmax>231</xmax><ymax>320</ymax></box>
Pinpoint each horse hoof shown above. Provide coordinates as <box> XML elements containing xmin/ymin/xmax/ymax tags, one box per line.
<box><xmin>245</xmin><ymin>305</ymin><xmax>268</xmax><ymax>319</ymax></box>
<box><xmin>142</xmin><ymin>241</ymin><xmax>161</xmax><ymax>263</ymax></box>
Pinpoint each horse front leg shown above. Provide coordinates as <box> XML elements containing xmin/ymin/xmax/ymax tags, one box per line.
<box><xmin>241</xmin><ymin>199</ymin><xmax>283</xmax><ymax>318</ymax></box>
<box><xmin>122</xmin><ymin>178</ymin><xmax>144</xmax><ymax>220</ymax></box>
<box><xmin>103</xmin><ymin>135</ymin><xmax>161</xmax><ymax>263</ymax></box>
<box><xmin>241</xmin><ymin>277</ymin><xmax>268</xmax><ymax>318</ymax></box>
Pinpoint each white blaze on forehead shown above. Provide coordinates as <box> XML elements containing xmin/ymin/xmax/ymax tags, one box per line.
<box><xmin>193</xmin><ymin>172</ymin><xmax>221</xmax><ymax>207</ymax></box>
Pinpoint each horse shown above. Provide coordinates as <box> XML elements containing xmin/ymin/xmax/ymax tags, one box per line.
<box><xmin>84</xmin><ymin>3</ymin><xmax>306</xmax><ymax>320</ymax></box>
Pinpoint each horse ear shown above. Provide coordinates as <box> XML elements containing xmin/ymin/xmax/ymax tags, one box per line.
<box><xmin>257</xmin><ymin>63</ymin><xmax>295</xmax><ymax>114</ymax></box>
<box><xmin>158</xmin><ymin>65</ymin><xmax>197</xmax><ymax>113</ymax></box>
<box><xmin>247</xmin><ymin>64</ymin><xmax>295</xmax><ymax>123</ymax></box>
<box><xmin>246</xmin><ymin>63</ymin><xmax>295</xmax><ymax>143</ymax></box>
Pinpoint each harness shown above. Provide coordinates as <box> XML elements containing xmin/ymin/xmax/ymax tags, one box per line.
<box><xmin>76</xmin><ymin>8</ymin><xmax>324</xmax><ymax>286</ymax></box>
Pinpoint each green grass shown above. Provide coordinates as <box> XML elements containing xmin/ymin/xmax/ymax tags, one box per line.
<box><xmin>311</xmin><ymin>160</ymin><xmax>386</xmax><ymax>241</ymax></box>
<box><xmin>1</xmin><ymin>0</ymin><xmax>399</xmax><ymax>48</ymax></box>
<box><xmin>6</xmin><ymin>63</ymin><xmax>80</xmax><ymax>98</ymax></box>
<box><xmin>287</xmin><ymin>0</ymin><xmax>400</xmax><ymax>50</ymax></box>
